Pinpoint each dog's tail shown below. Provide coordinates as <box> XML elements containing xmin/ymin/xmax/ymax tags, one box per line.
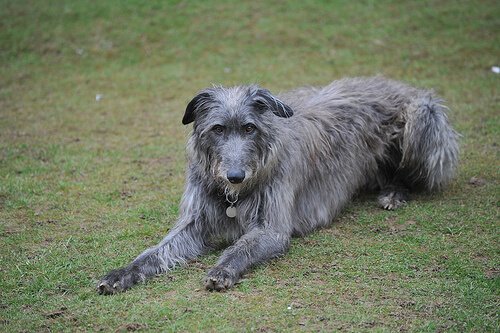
<box><xmin>400</xmin><ymin>94</ymin><xmax>459</xmax><ymax>191</ymax></box>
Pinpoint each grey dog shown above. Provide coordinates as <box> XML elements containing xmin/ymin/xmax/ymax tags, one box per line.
<box><xmin>97</xmin><ymin>76</ymin><xmax>459</xmax><ymax>294</ymax></box>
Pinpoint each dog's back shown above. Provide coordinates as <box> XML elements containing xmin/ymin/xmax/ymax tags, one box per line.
<box><xmin>274</xmin><ymin>77</ymin><xmax>459</xmax><ymax>233</ymax></box>
<box><xmin>281</xmin><ymin>77</ymin><xmax>458</xmax><ymax>191</ymax></box>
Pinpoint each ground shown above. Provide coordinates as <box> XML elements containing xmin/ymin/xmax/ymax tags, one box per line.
<box><xmin>0</xmin><ymin>0</ymin><xmax>498</xmax><ymax>332</ymax></box>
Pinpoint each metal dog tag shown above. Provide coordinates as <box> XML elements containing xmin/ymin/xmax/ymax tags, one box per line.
<box><xmin>226</xmin><ymin>206</ymin><xmax>237</xmax><ymax>218</ymax></box>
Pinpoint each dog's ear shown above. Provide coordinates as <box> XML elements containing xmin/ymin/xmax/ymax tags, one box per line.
<box><xmin>182</xmin><ymin>92</ymin><xmax>212</xmax><ymax>125</ymax></box>
<box><xmin>252</xmin><ymin>89</ymin><xmax>293</xmax><ymax>118</ymax></box>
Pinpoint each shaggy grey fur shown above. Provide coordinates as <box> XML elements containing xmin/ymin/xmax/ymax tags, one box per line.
<box><xmin>97</xmin><ymin>76</ymin><xmax>459</xmax><ymax>294</ymax></box>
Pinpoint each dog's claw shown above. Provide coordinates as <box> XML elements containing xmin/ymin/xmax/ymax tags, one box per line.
<box><xmin>97</xmin><ymin>282</ymin><xmax>115</xmax><ymax>295</ymax></box>
<box><xmin>378</xmin><ymin>190</ymin><xmax>408</xmax><ymax>210</ymax></box>
<box><xmin>204</xmin><ymin>266</ymin><xmax>238</xmax><ymax>291</ymax></box>
<box><xmin>96</xmin><ymin>266</ymin><xmax>143</xmax><ymax>295</ymax></box>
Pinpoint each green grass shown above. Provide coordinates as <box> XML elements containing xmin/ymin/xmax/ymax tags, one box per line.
<box><xmin>1</xmin><ymin>0</ymin><xmax>498</xmax><ymax>331</ymax></box>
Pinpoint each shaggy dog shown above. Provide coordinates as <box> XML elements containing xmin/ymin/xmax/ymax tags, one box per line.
<box><xmin>98</xmin><ymin>77</ymin><xmax>459</xmax><ymax>294</ymax></box>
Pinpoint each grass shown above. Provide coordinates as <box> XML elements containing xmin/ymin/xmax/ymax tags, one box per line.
<box><xmin>1</xmin><ymin>0</ymin><xmax>498</xmax><ymax>331</ymax></box>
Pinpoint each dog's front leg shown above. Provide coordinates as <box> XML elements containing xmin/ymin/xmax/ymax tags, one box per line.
<box><xmin>204</xmin><ymin>227</ymin><xmax>290</xmax><ymax>291</ymax></box>
<box><xmin>97</xmin><ymin>220</ymin><xmax>209</xmax><ymax>295</ymax></box>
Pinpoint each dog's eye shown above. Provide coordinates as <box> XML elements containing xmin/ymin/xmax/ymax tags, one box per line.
<box><xmin>212</xmin><ymin>125</ymin><xmax>225</xmax><ymax>134</ymax></box>
<box><xmin>244</xmin><ymin>124</ymin><xmax>256</xmax><ymax>134</ymax></box>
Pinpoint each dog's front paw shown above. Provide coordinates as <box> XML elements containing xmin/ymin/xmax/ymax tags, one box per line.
<box><xmin>97</xmin><ymin>266</ymin><xmax>143</xmax><ymax>295</ymax></box>
<box><xmin>204</xmin><ymin>266</ymin><xmax>238</xmax><ymax>291</ymax></box>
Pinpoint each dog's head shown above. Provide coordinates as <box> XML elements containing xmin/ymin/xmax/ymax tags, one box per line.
<box><xmin>183</xmin><ymin>85</ymin><xmax>293</xmax><ymax>192</ymax></box>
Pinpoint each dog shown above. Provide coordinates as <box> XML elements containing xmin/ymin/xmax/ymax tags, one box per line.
<box><xmin>97</xmin><ymin>76</ymin><xmax>459</xmax><ymax>294</ymax></box>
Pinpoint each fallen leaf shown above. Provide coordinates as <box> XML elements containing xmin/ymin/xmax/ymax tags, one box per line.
<box><xmin>468</xmin><ymin>176</ymin><xmax>486</xmax><ymax>186</ymax></box>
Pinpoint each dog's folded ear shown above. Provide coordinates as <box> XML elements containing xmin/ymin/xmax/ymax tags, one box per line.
<box><xmin>252</xmin><ymin>89</ymin><xmax>294</xmax><ymax>118</ymax></box>
<box><xmin>182</xmin><ymin>92</ymin><xmax>212</xmax><ymax>125</ymax></box>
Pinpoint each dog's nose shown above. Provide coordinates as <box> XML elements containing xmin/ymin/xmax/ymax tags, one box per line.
<box><xmin>227</xmin><ymin>169</ymin><xmax>245</xmax><ymax>184</ymax></box>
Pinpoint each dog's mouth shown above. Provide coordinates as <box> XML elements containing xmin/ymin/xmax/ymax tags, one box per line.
<box><xmin>212</xmin><ymin>160</ymin><xmax>256</xmax><ymax>194</ymax></box>
<box><xmin>224</xmin><ymin>183</ymin><xmax>242</xmax><ymax>197</ymax></box>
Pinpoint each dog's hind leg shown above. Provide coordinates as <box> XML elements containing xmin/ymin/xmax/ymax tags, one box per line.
<box><xmin>378</xmin><ymin>93</ymin><xmax>459</xmax><ymax>210</ymax></box>
<box><xmin>376</xmin><ymin>146</ymin><xmax>409</xmax><ymax>210</ymax></box>
<box><xmin>378</xmin><ymin>181</ymin><xmax>409</xmax><ymax>210</ymax></box>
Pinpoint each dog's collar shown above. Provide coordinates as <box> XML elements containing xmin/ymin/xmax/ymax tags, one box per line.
<box><xmin>225</xmin><ymin>192</ymin><xmax>238</xmax><ymax>218</ymax></box>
